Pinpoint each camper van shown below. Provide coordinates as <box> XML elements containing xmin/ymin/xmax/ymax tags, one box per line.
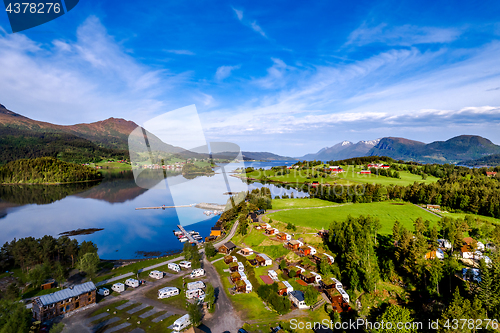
<box><xmin>158</xmin><ymin>287</ymin><xmax>179</xmax><ymax>299</ymax></box>
<box><xmin>186</xmin><ymin>280</ymin><xmax>205</xmax><ymax>290</ymax></box>
<box><xmin>172</xmin><ymin>314</ymin><xmax>191</xmax><ymax>332</ymax></box>
<box><xmin>237</xmin><ymin>262</ymin><xmax>245</xmax><ymax>272</ymax></box>
<box><xmin>190</xmin><ymin>268</ymin><xmax>205</xmax><ymax>278</ymax></box>
<box><xmin>179</xmin><ymin>261</ymin><xmax>191</xmax><ymax>269</ymax></box>
<box><xmin>111</xmin><ymin>283</ymin><xmax>125</xmax><ymax>293</ymax></box>
<box><xmin>149</xmin><ymin>270</ymin><xmax>164</xmax><ymax>279</ymax></box>
<box><xmin>97</xmin><ymin>288</ymin><xmax>109</xmax><ymax>296</ymax></box>
<box><xmin>168</xmin><ymin>263</ymin><xmax>181</xmax><ymax>272</ymax></box>
<box><xmin>186</xmin><ymin>288</ymin><xmax>204</xmax><ymax>299</ymax></box>
<box><xmin>125</xmin><ymin>278</ymin><xmax>140</xmax><ymax>288</ymax></box>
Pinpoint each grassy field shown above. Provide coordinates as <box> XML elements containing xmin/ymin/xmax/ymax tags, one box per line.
<box><xmin>271</xmin><ymin>198</ymin><xmax>338</xmax><ymax>210</ymax></box>
<box><xmin>440</xmin><ymin>212</ymin><xmax>500</xmax><ymax>225</ymax></box>
<box><xmin>336</xmin><ymin>168</ymin><xmax>439</xmax><ymax>186</ymax></box>
<box><xmin>268</xmin><ymin>201</ymin><xmax>442</xmax><ymax>234</ymax></box>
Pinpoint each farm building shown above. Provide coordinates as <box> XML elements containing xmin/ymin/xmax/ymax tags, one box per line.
<box><xmin>256</xmin><ymin>254</ymin><xmax>272</xmax><ymax>266</ymax></box>
<box><xmin>218</xmin><ymin>241</ymin><xmax>236</xmax><ymax>254</ymax></box>
<box><xmin>229</xmin><ymin>262</ymin><xmax>239</xmax><ymax>272</ymax></box>
<box><xmin>276</xmin><ymin>232</ymin><xmax>291</xmax><ymax>241</ymax></box>
<box><xmin>240</xmin><ymin>248</ymin><xmax>254</xmax><ymax>256</ymax></box>
<box><xmin>320</xmin><ymin>277</ymin><xmax>342</xmax><ymax>290</ymax></box>
<box><xmin>32</xmin><ymin>282</ymin><xmax>96</xmax><ymax>322</ymax></box>
<box><xmin>277</xmin><ymin>281</ymin><xmax>294</xmax><ymax>296</ymax></box>
<box><xmin>289</xmin><ymin>290</ymin><xmax>308</xmax><ymax>309</ymax></box>
<box><xmin>425</xmin><ymin>248</ymin><xmax>445</xmax><ymax>260</ymax></box>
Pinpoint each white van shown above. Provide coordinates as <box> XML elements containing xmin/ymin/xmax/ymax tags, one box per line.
<box><xmin>186</xmin><ymin>288</ymin><xmax>204</xmax><ymax>299</ymax></box>
<box><xmin>179</xmin><ymin>261</ymin><xmax>191</xmax><ymax>269</ymax></box>
<box><xmin>111</xmin><ymin>283</ymin><xmax>125</xmax><ymax>293</ymax></box>
<box><xmin>190</xmin><ymin>268</ymin><xmax>205</xmax><ymax>278</ymax></box>
<box><xmin>125</xmin><ymin>278</ymin><xmax>140</xmax><ymax>288</ymax></box>
<box><xmin>97</xmin><ymin>288</ymin><xmax>109</xmax><ymax>296</ymax></box>
<box><xmin>172</xmin><ymin>314</ymin><xmax>191</xmax><ymax>332</ymax></box>
<box><xmin>168</xmin><ymin>263</ymin><xmax>180</xmax><ymax>272</ymax></box>
<box><xmin>158</xmin><ymin>287</ymin><xmax>179</xmax><ymax>299</ymax></box>
<box><xmin>186</xmin><ymin>281</ymin><xmax>205</xmax><ymax>290</ymax></box>
<box><xmin>149</xmin><ymin>270</ymin><xmax>164</xmax><ymax>279</ymax></box>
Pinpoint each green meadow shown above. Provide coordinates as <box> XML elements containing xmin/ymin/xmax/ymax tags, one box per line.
<box><xmin>268</xmin><ymin>201</ymin><xmax>442</xmax><ymax>234</ymax></box>
<box><xmin>271</xmin><ymin>198</ymin><xmax>339</xmax><ymax>210</ymax></box>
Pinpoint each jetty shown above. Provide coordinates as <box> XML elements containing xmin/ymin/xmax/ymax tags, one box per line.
<box><xmin>135</xmin><ymin>204</ymin><xmax>195</xmax><ymax>210</ymax></box>
<box><xmin>195</xmin><ymin>203</ymin><xmax>226</xmax><ymax>211</ymax></box>
<box><xmin>177</xmin><ymin>225</ymin><xmax>198</xmax><ymax>244</ymax></box>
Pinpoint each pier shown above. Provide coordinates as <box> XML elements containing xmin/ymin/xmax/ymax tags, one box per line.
<box><xmin>195</xmin><ymin>203</ymin><xmax>226</xmax><ymax>211</ymax></box>
<box><xmin>177</xmin><ymin>225</ymin><xmax>198</xmax><ymax>244</ymax></box>
<box><xmin>135</xmin><ymin>204</ymin><xmax>195</xmax><ymax>210</ymax></box>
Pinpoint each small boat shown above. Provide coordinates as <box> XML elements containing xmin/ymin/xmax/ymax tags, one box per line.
<box><xmin>179</xmin><ymin>237</ymin><xmax>188</xmax><ymax>242</ymax></box>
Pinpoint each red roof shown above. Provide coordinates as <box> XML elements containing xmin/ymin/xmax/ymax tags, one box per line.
<box><xmin>260</xmin><ymin>275</ymin><xmax>274</xmax><ymax>285</ymax></box>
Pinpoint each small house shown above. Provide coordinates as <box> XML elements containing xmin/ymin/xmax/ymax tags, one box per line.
<box><xmin>218</xmin><ymin>241</ymin><xmax>236</xmax><ymax>254</ymax></box>
<box><xmin>266</xmin><ymin>228</ymin><xmax>277</xmax><ymax>235</ymax></box>
<box><xmin>168</xmin><ymin>263</ymin><xmax>180</xmax><ymax>272</ymax></box>
<box><xmin>111</xmin><ymin>283</ymin><xmax>125</xmax><ymax>293</ymax></box>
<box><xmin>186</xmin><ymin>281</ymin><xmax>205</xmax><ymax>290</ymax></box>
<box><xmin>230</xmin><ymin>272</ymin><xmax>241</xmax><ymax>283</ymax></box>
<box><xmin>461</xmin><ymin>245</ymin><xmax>474</xmax><ymax>259</ymax></box>
<box><xmin>260</xmin><ymin>223</ymin><xmax>271</xmax><ymax>230</ymax></box>
<box><xmin>125</xmin><ymin>279</ymin><xmax>140</xmax><ymax>288</ymax></box>
<box><xmin>277</xmin><ymin>281</ymin><xmax>293</xmax><ymax>296</ymax></box>
<box><xmin>289</xmin><ymin>290</ymin><xmax>308</xmax><ymax>309</ymax></box>
<box><xmin>241</xmin><ymin>248</ymin><xmax>254</xmax><ymax>256</ymax></box>
<box><xmin>210</xmin><ymin>227</ymin><xmax>222</xmax><ymax>237</ymax></box>
<box><xmin>298</xmin><ymin>246</ymin><xmax>311</xmax><ymax>256</ymax></box>
<box><xmin>224</xmin><ymin>255</ymin><xmax>234</xmax><ymax>264</ymax></box>
<box><xmin>276</xmin><ymin>232</ymin><xmax>291</xmax><ymax>241</ymax></box>
<box><xmin>205</xmin><ymin>235</ymin><xmax>217</xmax><ymax>242</ymax></box>
<box><xmin>268</xmin><ymin>270</ymin><xmax>278</xmax><ymax>281</ymax></box>
<box><xmin>158</xmin><ymin>287</ymin><xmax>179</xmax><ymax>299</ymax></box>
<box><xmin>300</xmin><ymin>272</ymin><xmax>317</xmax><ymax>284</ymax></box>
<box><xmin>286</xmin><ymin>240</ymin><xmax>302</xmax><ymax>250</ymax></box>
<box><xmin>235</xmin><ymin>280</ymin><xmax>247</xmax><ymax>293</ymax></box>
<box><xmin>41</xmin><ymin>279</ymin><xmax>56</xmax><ymax>290</ymax></box>
<box><xmin>149</xmin><ymin>270</ymin><xmax>164</xmax><ymax>279</ymax></box>
<box><xmin>256</xmin><ymin>254</ymin><xmax>272</xmax><ymax>266</ymax></box>
<box><xmin>320</xmin><ymin>277</ymin><xmax>342</xmax><ymax>290</ymax></box>
<box><xmin>229</xmin><ymin>262</ymin><xmax>239</xmax><ymax>272</ymax></box>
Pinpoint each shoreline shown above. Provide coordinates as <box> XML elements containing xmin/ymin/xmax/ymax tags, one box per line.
<box><xmin>0</xmin><ymin>178</ymin><xmax>103</xmax><ymax>186</ymax></box>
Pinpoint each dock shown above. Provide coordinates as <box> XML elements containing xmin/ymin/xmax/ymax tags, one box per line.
<box><xmin>135</xmin><ymin>204</ymin><xmax>195</xmax><ymax>210</ymax></box>
<box><xmin>195</xmin><ymin>203</ymin><xmax>226</xmax><ymax>211</ymax></box>
<box><xmin>177</xmin><ymin>225</ymin><xmax>198</xmax><ymax>244</ymax></box>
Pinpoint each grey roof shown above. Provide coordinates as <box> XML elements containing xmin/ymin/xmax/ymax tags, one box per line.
<box><xmin>290</xmin><ymin>290</ymin><xmax>304</xmax><ymax>302</ymax></box>
<box><xmin>257</xmin><ymin>253</ymin><xmax>271</xmax><ymax>261</ymax></box>
<box><xmin>37</xmin><ymin>282</ymin><xmax>96</xmax><ymax>306</ymax></box>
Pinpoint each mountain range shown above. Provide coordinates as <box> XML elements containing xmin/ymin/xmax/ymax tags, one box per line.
<box><xmin>301</xmin><ymin>136</ymin><xmax>500</xmax><ymax>164</ymax></box>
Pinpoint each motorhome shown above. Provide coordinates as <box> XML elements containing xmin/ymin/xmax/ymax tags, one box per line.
<box><xmin>168</xmin><ymin>263</ymin><xmax>181</xmax><ymax>272</ymax></box>
<box><xmin>179</xmin><ymin>261</ymin><xmax>191</xmax><ymax>269</ymax></box>
<box><xmin>186</xmin><ymin>281</ymin><xmax>205</xmax><ymax>290</ymax></box>
<box><xmin>125</xmin><ymin>278</ymin><xmax>140</xmax><ymax>288</ymax></box>
<box><xmin>186</xmin><ymin>288</ymin><xmax>205</xmax><ymax>299</ymax></box>
<box><xmin>172</xmin><ymin>314</ymin><xmax>191</xmax><ymax>332</ymax></box>
<box><xmin>111</xmin><ymin>283</ymin><xmax>125</xmax><ymax>293</ymax></box>
<box><xmin>158</xmin><ymin>287</ymin><xmax>179</xmax><ymax>299</ymax></box>
<box><xmin>190</xmin><ymin>268</ymin><xmax>205</xmax><ymax>278</ymax></box>
<box><xmin>149</xmin><ymin>270</ymin><xmax>163</xmax><ymax>279</ymax></box>
<box><xmin>97</xmin><ymin>288</ymin><xmax>109</xmax><ymax>296</ymax></box>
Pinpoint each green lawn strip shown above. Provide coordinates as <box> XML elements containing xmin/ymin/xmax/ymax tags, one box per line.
<box><xmin>95</xmin><ymin>253</ymin><xmax>182</xmax><ymax>283</ymax></box>
<box><xmin>268</xmin><ymin>201</ymin><xmax>441</xmax><ymax>235</ymax></box>
<box><xmin>144</xmin><ymin>276</ymin><xmax>187</xmax><ymax>310</ymax></box>
<box><xmin>209</xmin><ymin>253</ymin><xmax>225</xmax><ymax>262</ymax></box>
<box><xmin>336</xmin><ymin>168</ymin><xmax>439</xmax><ymax>186</ymax></box>
<box><xmin>440</xmin><ymin>212</ymin><xmax>500</xmax><ymax>225</ymax></box>
<box><xmin>91</xmin><ymin>303</ymin><xmax>160</xmax><ymax>332</ymax></box>
<box><xmin>242</xmin><ymin>229</ymin><xmax>268</xmax><ymax>247</ymax></box>
<box><xmin>271</xmin><ymin>198</ymin><xmax>339</xmax><ymax>210</ymax></box>
<box><xmin>145</xmin><ymin>313</ymin><xmax>180</xmax><ymax>333</ymax></box>
<box><xmin>245</xmin><ymin>169</ymin><xmax>351</xmax><ymax>186</ymax></box>
<box><xmin>253</xmin><ymin>245</ymin><xmax>289</xmax><ymax>260</ymax></box>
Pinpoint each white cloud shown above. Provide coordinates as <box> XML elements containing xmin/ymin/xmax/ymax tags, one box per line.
<box><xmin>165</xmin><ymin>49</ymin><xmax>195</xmax><ymax>55</ymax></box>
<box><xmin>231</xmin><ymin>6</ymin><xmax>268</xmax><ymax>39</ymax></box>
<box><xmin>215</xmin><ymin>65</ymin><xmax>241</xmax><ymax>81</ymax></box>
<box><xmin>232</xmin><ymin>7</ymin><xmax>243</xmax><ymax>21</ymax></box>
<box><xmin>250</xmin><ymin>21</ymin><xmax>267</xmax><ymax>38</ymax></box>
<box><xmin>346</xmin><ymin>23</ymin><xmax>462</xmax><ymax>46</ymax></box>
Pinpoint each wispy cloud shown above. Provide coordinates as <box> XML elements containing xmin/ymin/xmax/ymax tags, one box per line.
<box><xmin>215</xmin><ymin>65</ymin><xmax>241</xmax><ymax>81</ymax></box>
<box><xmin>250</xmin><ymin>21</ymin><xmax>267</xmax><ymax>38</ymax></box>
<box><xmin>165</xmin><ymin>49</ymin><xmax>195</xmax><ymax>55</ymax></box>
<box><xmin>232</xmin><ymin>7</ymin><xmax>243</xmax><ymax>21</ymax></box>
<box><xmin>231</xmin><ymin>6</ymin><xmax>268</xmax><ymax>39</ymax></box>
<box><xmin>346</xmin><ymin>23</ymin><xmax>462</xmax><ymax>46</ymax></box>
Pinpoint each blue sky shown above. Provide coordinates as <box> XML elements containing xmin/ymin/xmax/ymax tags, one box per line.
<box><xmin>1</xmin><ymin>0</ymin><xmax>500</xmax><ymax>156</ymax></box>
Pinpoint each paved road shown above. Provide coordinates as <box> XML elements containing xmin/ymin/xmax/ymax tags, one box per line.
<box><xmin>411</xmin><ymin>203</ymin><xmax>442</xmax><ymax>217</ymax></box>
<box><xmin>213</xmin><ymin>220</ymin><xmax>239</xmax><ymax>248</ymax></box>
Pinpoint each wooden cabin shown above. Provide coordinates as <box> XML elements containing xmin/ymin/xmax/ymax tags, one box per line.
<box><xmin>235</xmin><ymin>280</ymin><xmax>247</xmax><ymax>293</ymax></box>
<box><xmin>230</xmin><ymin>272</ymin><xmax>241</xmax><ymax>283</ymax></box>
<box><xmin>218</xmin><ymin>241</ymin><xmax>236</xmax><ymax>254</ymax></box>
<box><xmin>299</xmin><ymin>272</ymin><xmax>317</xmax><ymax>284</ymax></box>
<box><xmin>229</xmin><ymin>262</ymin><xmax>239</xmax><ymax>272</ymax></box>
<box><xmin>276</xmin><ymin>232</ymin><xmax>291</xmax><ymax>241</ymax></box>
<box><xmin>265</xmin><ymin>228</ymin><xmax>277</xmax><ymax>235</ymax></box>
<box><xmin>224</xmin><ymin>255</ymin><xmax>234</xmax><ymax>264</ymax></box>
<box><xmin>286</xmin><ymin>240</ymin><xmax>302</xmax><ymax>250</ymax></box>
<box><xmin>32</xmin><ymin>282</ymin><xmax>96</xmax><ymax>322</ymax></box>
<box><xmin>312</xmin><ymin>253</ymin><xmax>334</xmax><ymax>264</ymax></box>
<box><xmin>241</xmin><ymin>248</ymin><xmax>253</xmax><ymax>256</ymax></box>
<box><xmin>298</xmin><ymin>246</ymin><xmax>311</xmax><ymax>256</ymax></box>
<box><xmin>41</xmin><ymin>279</ymin><xmax>56</xmax><ymax>290</ymax></box>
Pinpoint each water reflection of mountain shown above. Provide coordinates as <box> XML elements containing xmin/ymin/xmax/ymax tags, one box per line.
<box><xmin>76</xmin><ymin>171</ymin><xmax>147</xmax><ymax>203</ymax></box>
<box><xmin>0</xmin><ymin>182</ymin><xmax>99</xmax><ymax>205</ymax></box>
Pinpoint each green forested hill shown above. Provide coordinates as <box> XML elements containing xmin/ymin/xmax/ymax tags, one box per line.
<box><xmin>0</xmin><ymin>157</ymin><xmax>102</xmax><ymax>184</ymax></box>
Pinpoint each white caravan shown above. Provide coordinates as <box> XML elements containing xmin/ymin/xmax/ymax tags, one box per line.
<box><xmin>190</xmin><ymin>268</ymin><xmax>205</xmax><ymax>278</ymax></box>
<box><xmin>172</xmin><ymin>314</ymin><xmax>191</xmax><ymax>332</ymax></box>
<box><xmin>186</xmin><ymin>288</ymin><xmax>205</xmax><ymax>299</ymax></box>
<box><xmin>111</xmin><ymin>283</ymin><xmax>125</xmax><ymax>293</ymax></box>
<box><xmin>97</xmin><ymin>288</ymin><xmax>109</xmax><ymax>296</ymax></box>
<box><xmin>158</xmin><ymin>287</ymin><xmax>179</xmax><ymax>299</ymax></box>
<box><xmin>168</xmin><ymin>263</ymin><xmax>180</xmax><ymax>272</ymax></box>
<box><xmin>186</xmin><ymin>281</ymin><xmax>205</xmax><ymax>290</ymax></box>
<box><xmin>179</xmin><ymin>261</ymin><xmax>191</xmax><ymax>269</ymax></box>
<box><xmin>149</xmin><ymin>270</ymin><xmax>163</xmax><ymax>279</ymax></box>
<box><xmin>125</xmin><ymin>278</ymin><xmax>140</xmax><ymax>288</ymax></box>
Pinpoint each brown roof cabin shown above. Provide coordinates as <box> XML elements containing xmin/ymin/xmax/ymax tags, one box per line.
<box><xmin>205</xmin><ymin>235</ymin><xmax>217</xmax><ymax>242</ymax></box>
<box><xmin>312</xmin><ymin>253</ymin><xmax>334</xmax><ymax>264</ymax></box>
<box><xmin>230</xmin><ymin>272</ymin><xmax>241</xmax><ymax>283</ymax></box>
<box><xmin>241</xmin><ymin>248</ymin><xmax>253</xmax><ymax>256</ymax></box>
<box><xmin>324</xmin><ymin>288</ymin><xmax>347</xmax><ymax>313</ymax></box>
<box><xmin>41</xmin><ymin>279</ymin><xmax>56</xmax><ymax>290</ymax></box>
<box><xmin>298</xmin><ymin>246</ymin><xmax>311</xmax><ymax>256</ymax></box>
<box><xmin>300</xmin><ymin>272</ymin><xmax>316</xmax><ymax>284</ymax></box>
<box><xmin>265</xmin><ymin>228</ymin><xmax>276</xmax><ymax>235</ymax></box>
<box><xmin>260</xmin><ymin>223</ymin><xmax>268</xmax><ymax>229</ymax></box>
<box><xmin>235</xmin><ymin>280</ymin><xmax>246</xmax><ymax>293</ymax></box>
<box><xmin>218</xmin><ymin>241</ymin><xmax>236</xmax><ymax>254</ymax></box>
<box><xmin>255</xmin><ymin>255</ymin><xmax>266</xmax><ymax>266</ymax></box>
<box><xmin>463</xmin><ymin>237</ymin><xmax>477</xmax><ymax>246</ymax></box>
<box><xmin>32</xmin><ymin>282</ymin><xmax>96</xmax><ymax>322</ymax></box>
<box><xmin>487</xmin><ymin>171</ymin><xmax>497</xmax><ymax>177</ymax></box>
<box><xmin>286</xmin><ymin>240</ymin><xmax>302</xmax><ymax>250</ymax></box>
<box><xmin>276</xmin><ymin>232</ymin><xmax>288</xmax><ymax>241</ymax></box>
<box><xmin>224</xmin><ymin>255</ymin><xmax>234</xmax><ymax>264</ymax></box>
<box><xmin>229</xmin><ymin>262</ymin><xmax>239</xmax><ymax>272</ymax></box>
<box><xmin>317</xmin><ymin>229</ymin><xmax>329</xmax><ymax>238</ymax></box>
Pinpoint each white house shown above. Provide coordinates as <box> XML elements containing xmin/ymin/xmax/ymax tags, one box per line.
<box><xmin>179</xmin><ymin>261</ymin><xmax>191</xmax><ymax>269</ymax></box>
<box><xmin>268</xmin><ymin>270</ymin><xmax>278</xmax><ymax>281</ymax></box>
<box><xmin>190</xmin><ymin>268</ymin><xmax>205</xmax><ymax>278</ymax></box>
<box><xmin>289</xmin><ymin>290</ymin><xmax>308</xmax><ymax>309</ymax></box>
<box><xmin>337</xmin><ymin>287</ymin><xmax>350</xmax><ymax>303</ymax></box>
<box><xmin>309</xmin><ymin>246</ymin><xmax>317</xmax><ymax>255</ymax></box>
<box><xmin>477</xmin><ymin>241</ymin><xmax>485</xmax><ymax>251</ymax></box>
<box><xmin>310</xmin><ymin>271</ymin><xmax>322</xmax><ymax>283</ymax></box>
<box><xmin>125</xmin><ymin>278</ymin><xmax>140</xmax><ymax>288</ymax></box>
<box><xmin>438</xmin><ymin>239</ymin><xmax>452</xmax><ymax>249</ymax></box>
<box><xmin>187</xmin><ymin>281</ymin><xmax>205</xmax><ymax>290</ymax></box>
<box><xmin>111</xmin><ymin>283</ymin><xmax>125</xmax><ymax>293</ymax></box>
<box><xmin>168</xmin><ymin>263</ymin><xmax>180</xmax><ymax>272</ymax></box>
<box><xmin>158</xmin><ymin>287</ymin><xmax>179</xmax><ymax>299</ymax></box>
<box><xmin>237</xmin><ymin>262</ymin><xmax>245</xmax><ymax>272</ymax></box>
<box><xmin>172</xmin><ymin>314</ymin><xmax>191</xmax><ymax>332</ymax></box>
<box><xmin>97</xmin><ymin>288</ymin><xmax>109</xmax><ymax>296</ymax></box>
<box><xmin>149</xmin><ymin>270</ymin><xmax>164</xmax><ymax>279</ymax></box>
<box><xmin>243</xmin><ymin>279</ymin><xmax>252</xmax><ymax>293</ymax></box>
<box><xmin>258</xmin><ymin>253</ymin><xmax>273</xmax><ymax>266</ymax></box>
